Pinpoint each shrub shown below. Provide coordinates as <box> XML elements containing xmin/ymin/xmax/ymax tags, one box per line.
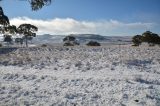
<box><xmin>86</xmin><ymin>41</ymin><xmax>101</xmax><ymax>46</ymax></box>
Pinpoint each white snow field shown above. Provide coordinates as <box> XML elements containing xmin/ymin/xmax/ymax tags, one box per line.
<box><xmin>0</xmin><ymin>44</ymin><xmax>160</xmax><ymax>106</ymax></box>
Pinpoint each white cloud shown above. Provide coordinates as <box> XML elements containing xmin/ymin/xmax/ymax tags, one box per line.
<box><xmin>10</xmin><ymin>17</ymin><xmax>155</xmax><ymax>36</ymax></box>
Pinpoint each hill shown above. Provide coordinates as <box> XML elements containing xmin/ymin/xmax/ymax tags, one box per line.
<box><xmin>33</xmin><ymin>34</ymin><xmax>132</xmax><ymax>44</ymax></box>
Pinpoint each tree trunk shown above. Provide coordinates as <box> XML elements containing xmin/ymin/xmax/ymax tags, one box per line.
<box><xmin>25</xmin><ymin>37</ymin><xmax>28</xmax><ymax>47</ymax></box>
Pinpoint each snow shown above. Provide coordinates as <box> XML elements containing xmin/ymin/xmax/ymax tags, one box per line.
<box><xmin>0</xmin><ymin>44</ymin><xmax>160</xmax><ymax>106</ymax></box>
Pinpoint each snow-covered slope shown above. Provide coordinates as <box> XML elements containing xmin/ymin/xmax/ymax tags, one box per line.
<box><xmin>0</xmin><ymin>45</ymin><xmax>160</xmax><ymax>106</ymax></box>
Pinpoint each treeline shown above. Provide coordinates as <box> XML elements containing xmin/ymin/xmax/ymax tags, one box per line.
<box><xmin>132</xmin><ymin>31</ymin><xmax>160</xmax><ymax>46</ymax></box>
<box><xmin>0</xmin><ymin>6</ymin><xmax>38</xmax><ymax>47</ymax></box>
<box><xmin>63</xmin><ymin>35</ymin><xmax>101</xmax><ymax>46</ymax></box>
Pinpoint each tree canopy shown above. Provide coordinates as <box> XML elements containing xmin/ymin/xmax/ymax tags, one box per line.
<box><xmin>0</xmin><ymin>7</ymin><xmax>9</xmax><ymax>26</ymax></box>
<box><xmin>0</xmin><ymin>0</ymin><xmax>52</xmax><ymax>11</ymax></box>
<box><xmin>132</xmin><ymin>31</ymin><xmax>160</xmax><ymax>46</ymax></box>
<box><xmin>18</xmin><ymin>23</ymin><xmax>38</xmax><ymax>47</ymax></box>
<box><xmin>132</xmin><ymin>35</ymin><xmax>142</xmax><ymax>46</ymax></box>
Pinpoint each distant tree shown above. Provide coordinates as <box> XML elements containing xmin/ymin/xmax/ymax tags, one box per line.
<box><xmin>0</xmin><ymin>0</ymin><xmax>52</xmax><ymax>11</ymax></box>
<box><xmin>4</xmin><ymin>25</ymin><xmax>17</xmax><ymax>35</ymax></box>
<box><xmin>63</xmin><ymin>35</ymin><xmax>79</xmax><ymax>46</ymax></box>
<box><xmin>18</xmin><ymin>24</ymin><xmax>38</xmax><ymax>47</ymax></box>
<box><xmin>63</xmin><ymin>35</ymin><xmax>76</xmax><ymax>42</ymax></box>
<box><xmin>3</xmin><ymin>35</ymin><xmax>12</xmax><ymax>47</ymax></box>
<box><xmin>142</xmin><ymin>31</ymin><xmax>160</xmax><ymax>46</ymax></box>
<box><xmin>25</xmin><ymin>35</ymin><xmax>33</xmax><ymax>43</ymax></box>
<box><xmin>15</xmin><ymin>38</ymin><xmax>23</xmax><ymax>46</ymax></box>
<box><xmin>86</xmin><ymin>41</ymin><xmax>101</xmax><ymax>46</ymax></box>
<box><xmin>2</xmin><ymin>25</ymin><xmax>17</xmax><ymax>46</ymax></box>
<box><xmin>142</xmin><ymin>31</ymin><xmax>153</xmax><ymax>44</ymax></box>
<box><xmin>132</xmin><ymin>35</ymin><xmax>142</xmax><ymax>46</ymax></box>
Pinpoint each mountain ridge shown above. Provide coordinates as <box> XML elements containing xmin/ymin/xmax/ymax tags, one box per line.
<box><xmin>33</xmin><ymin>34</ymin><xmax>132</xmax><ymax>44</ymax></box>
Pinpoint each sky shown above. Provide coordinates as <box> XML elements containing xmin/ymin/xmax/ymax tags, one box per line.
<box><xmin>0</xmin><ymin>0</ymin><xmax>160</xmax><ymax>36</ymax></box>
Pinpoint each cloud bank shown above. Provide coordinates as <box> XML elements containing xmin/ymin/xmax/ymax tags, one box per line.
<box><xmin>10</xmin><ymin>17</ymin><xmax>155</xmax><ymax>36</ymax></box>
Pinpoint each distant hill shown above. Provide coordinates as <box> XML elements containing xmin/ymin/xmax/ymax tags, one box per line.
<box><xmin>33</xmin><ymin>34</ymin><xmax>132</xmax><ymax>44</ymax></box>
<box><xmin>33</xmin><ymin>34</ymin><xmax>65</xmax><ymax>44</ymax></box>
<box><xmin>72</xmin><ymin>34</ymin><xmax>108</xmax><ymax>43</ymax></box>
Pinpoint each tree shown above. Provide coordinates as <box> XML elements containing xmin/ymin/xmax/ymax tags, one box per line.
<box><xmin>4</xmin><ymin>25</ymin><xmax>17</xmax><ymax>35</ymax></box>
<box><xmin>63</xmin><ymin>35</ymin><xmax>76</xmax><ymax>42</ymax></box>
<box><xmin>0</xmin><ymin>0</ymin><xmax>52</xmax><ymax>11</ymax></box>
<box><xmin>18</xmin><ymin>24</ymin><xmax>38</xmax><ymax>47</ymax></box>
<box><xmin>0</xmin><ymin>7</ymin><xmax>9</xmax><ymax>26</ymax></box>
<box><xmin>0</xmin><ymin>7</ymin><xmax>16</xmax><ymax>47</ymax></box>
<box><xmin>63</xmin><ymin>35</ymin><xmax>79</xmax><ymax>46</ymax></box>
<box><xmin>142</xmin><ymin>31</ymin><xmax>160</xmax><ymax>46</ymax></box>
<box><xmin>142</xmin><ymin>31</ymin><xmax>153</xmax><ymax>44</ymax></box>
<box><xmin>15</xmin><ymin>38</ymin><xmax>23</xmax><ymax>46</ymax></box>
<box><xmin>3</xmin><ymin>35</ymin><xmax>12</xmax><ymax>47</ymax></box>
<box><xmin>132</xmin><ymin>35</ymin><xmax>142</xmax><ymax>46</ymax></box>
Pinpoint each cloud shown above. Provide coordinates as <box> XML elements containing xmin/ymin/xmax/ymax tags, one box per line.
<box><xmin>10</xmin><ymin>17</ymin><xmax>155</xmax><ymax>36</ymax></box>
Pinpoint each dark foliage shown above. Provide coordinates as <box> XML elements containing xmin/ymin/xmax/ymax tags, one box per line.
<box><xmin>142</xmin><ymin>31</ymin><xmax>160</xmax><ymax>46</ymax></box>
<box><xmin>63</xmin><ymin>35</ymin><xmax>79</xmax><ymax>46</ymax></box>
<box><xmin>0</xmin><ymin>6</ymin><xmax>10</xmax><ymax>26</ymax></box>
<box><xmin>86</xmin><ymin>41</ymin><xmax>101</xmax><ymax>46</ymax></box>
<box><xmin>18</xmin><ymin>24</ymin><xmax>38</xmax><ymax>47</ymax></box>
<box><xmin>0</xmin><ymin>0</ymin><xmax>52</xmax><ymax>11</ymax></box>
<box><xmin>15</xmin><ymin>38</ymin><xmax>23</xmax><ymax>45</ymax></box>
<box><xmin>63</xmin><ymin>36</ymin><xmax>76</xmax><ymax>42</ymax></box>
<box><xmin>132</xmin><ymin>31</ymin><xmax>160</xmax><ymax>46</ymax></box>
<box><xmin>4</xmin><ymin>35</ymin><xmax>12</xmax><ymax>43</ymax></box>
<box><xmin>132</xmin><ymin>35</ymin><xmax>142</xmax><ymax>46</ymax></box>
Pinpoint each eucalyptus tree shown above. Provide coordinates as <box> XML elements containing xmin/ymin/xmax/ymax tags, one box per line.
<box><xmin>18</xmin><ymin>24</ymin><xmax>38</xmax><ymax>47</ymax></box>
<box><xmin>0</xmin><ymin>0</ymin><xmax>52</xmax><ymax>11</ymax></box>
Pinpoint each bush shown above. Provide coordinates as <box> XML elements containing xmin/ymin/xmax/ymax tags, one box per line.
<box><xmin>86</xmin><ymin>41</ymin><xmax>101</xmax><ymax>46</ymax></box>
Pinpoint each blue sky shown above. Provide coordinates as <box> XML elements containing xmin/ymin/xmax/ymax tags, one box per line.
<box><xmin>0</xmin><ymin>0</ymin><xmax>160</xmax><ymax>36</ymax></box>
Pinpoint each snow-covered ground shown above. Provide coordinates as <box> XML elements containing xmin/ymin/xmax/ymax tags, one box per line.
<box><xmin>0</xmin><ymin>44</ymin><xmax>160</xmax><ymax>106</ymax></box>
